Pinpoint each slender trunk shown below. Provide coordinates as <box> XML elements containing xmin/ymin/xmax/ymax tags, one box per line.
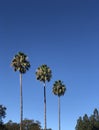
<box><xmin>58</xmin><ymin>96</ymin><xmax>61</xmax><ymax>130</ymax></box>
<box><xmin>20</xmin><ymin>73</ymin><xmax>23</xmax><ymax>130</ymax></box>
<box><xmin>44</xmin><ymin>82</ymin><xmax>47</xmax><ymax>130</ymax></box>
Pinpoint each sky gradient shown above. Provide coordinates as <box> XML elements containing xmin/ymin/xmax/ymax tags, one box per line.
<box><xmin>0</xmin><ymin>0</ymin><xmax>99</xmax><ymax>130</ymax></box>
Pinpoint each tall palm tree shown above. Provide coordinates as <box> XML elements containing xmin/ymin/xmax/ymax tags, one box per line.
<box><xmin>36</xmin><ymin>64</ymin><xmax>52</xmax><ymax>130</ymax></box>
<box><xmin>11</xmin><ymin>52</ymin><xmax>30</xmax><ymax>130</ymax></box>
<box><xmin>52</xmin><ymin>80</ymin><xmax>66</xmax><ymax>130</ymax></box>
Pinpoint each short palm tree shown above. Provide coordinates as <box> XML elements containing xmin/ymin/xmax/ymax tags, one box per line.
<box><xmin>11</xmin><ymin>52</ymin><xmax>30</xmax><ymax>130</ymax></box>
<box><xmin>52</xmin><ymin>80</ymin><xmax>66</xmax><ymax>130</ymax></box>
<box><xmin>36</xmin><ymin>64</ymin><xmax>52</xmax><ymax>130</ymax></box>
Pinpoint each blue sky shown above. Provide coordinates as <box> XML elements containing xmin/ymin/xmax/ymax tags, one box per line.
<box><xmin>0</xmin><ymin>0</ymin><xmax>99</xmax><ymax>130</ymax></box>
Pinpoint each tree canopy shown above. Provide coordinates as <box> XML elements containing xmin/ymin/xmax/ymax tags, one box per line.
<box><xmin>36</xmin><ymin>64</ymin><xmax>52</xmax><ymax>83</ymax></box>
<box><xmin>5</xmin><ymin>119</ymin><xmax>41</xmax><ymax>130</ymax></box>
<box><xmin>52</xmin><ymin>80</ymin><xmax>66</xmax><ymax>97</ymax></box>
<box><xmin>0</xmin><ymin>105</ymin><xmax>6</xmax><ymax>125</ymax></box>
<box><xmin>75</xmin><ymin>108</ymin><xmax>99</xmax><ymax>130</ymax></box>
<box><xmin>11</xmin><ymin>52</ymin><xmax>30</xmax><ymax>74</ymax></box>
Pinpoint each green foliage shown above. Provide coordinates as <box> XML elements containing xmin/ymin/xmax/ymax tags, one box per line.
<box><xmin>22</xmin><ymin>118</ymin><xmax>41</xmax><ymax>130</ymax></box>
<box><xmin>5</xmin><ymin>120</ymin><xmax>19</xmax><ymax>130</ymax></box>
<box><xmin>52</xmin><ymin>80</ymin><xmax>66</xmax><ymax>97</ymax></box>
<box><xmin>11</xmin><ymin>52</ymin><xmax>30</xmax><ymax>74</ymax></box>
<box><xmin>5</xmin><ymin>119</ymin><xmax>41</xmax><ymax>130</ymax></box>
<box><xmin>0</xmin><ymin>105</ymin><xmax>6</xmax><ymax>125</ymax></box>
<box><xmin>75</xmin><ymin>109</ymin><xmax>99</xmax><ymax>130</ymax></box>
<box><xmin>36</xmin><ymin>64</ymin><xmax>52</xmax><ymax>83</ymax></box>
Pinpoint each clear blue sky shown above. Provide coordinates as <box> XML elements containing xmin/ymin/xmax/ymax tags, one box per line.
<box><xmin>0</xmin><ymin>0</ymin><xmax>99</xmax><ymax>130</ymax></box>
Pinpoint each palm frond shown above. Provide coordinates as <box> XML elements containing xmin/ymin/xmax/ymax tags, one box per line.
<box><xmin>11</xmin><ymin>52</ymin><xmax>30</xmax><ymax>74</ymax></box>
<box><xmin>36</xmin><ymin>64</ymin><xmax>52</xmax><ymax>83</ymax></box>
<box><xmin>52</xmin><ymin>80</ymin><xmax>66</xmax><ymax>97</ymax></box>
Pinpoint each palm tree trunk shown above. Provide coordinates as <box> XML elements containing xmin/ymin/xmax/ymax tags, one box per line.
<box><xmin>44</xmin><ymin>82</ymin><xmax>47</xmax><ymax>130</ymax></box>
<box><xmin>20</xmin><ymin>73</ymin><xmax>23</xmax><ymax>130</ymax></box>
<box><xmin>58</xmin><ymin>96</ymin><xmax>61</xmax><ymax>130</ymax></box>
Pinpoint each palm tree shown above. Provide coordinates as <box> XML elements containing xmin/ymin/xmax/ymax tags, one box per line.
<box><xmin>36</xmin><ymin>64</ymin><xmax>52</xmax><ymax>130</ymax></box>
<box><xmin>52</xmin><ymin>80</ymin><xmax>66</xmax><ymax>130</ymax></box>
<box><xmin>11</xmin><ymin>52</ymin><xmax>30</xmax><ymax>130</ymax></box>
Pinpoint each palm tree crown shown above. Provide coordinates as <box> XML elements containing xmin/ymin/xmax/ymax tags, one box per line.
<box><xmin>52</xmin><ymin>80</ymin><xmax>66</xmax><ymax>97</ymax></box>
<box><xmin>36</xmin><ymin>64</ymin><xmax>52</xmax><ymax>83</ymax></box>
<box><xmin>11</xmin><ymin>52</ymin><xmax>30</xmax><ymax>73</ymax></box>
